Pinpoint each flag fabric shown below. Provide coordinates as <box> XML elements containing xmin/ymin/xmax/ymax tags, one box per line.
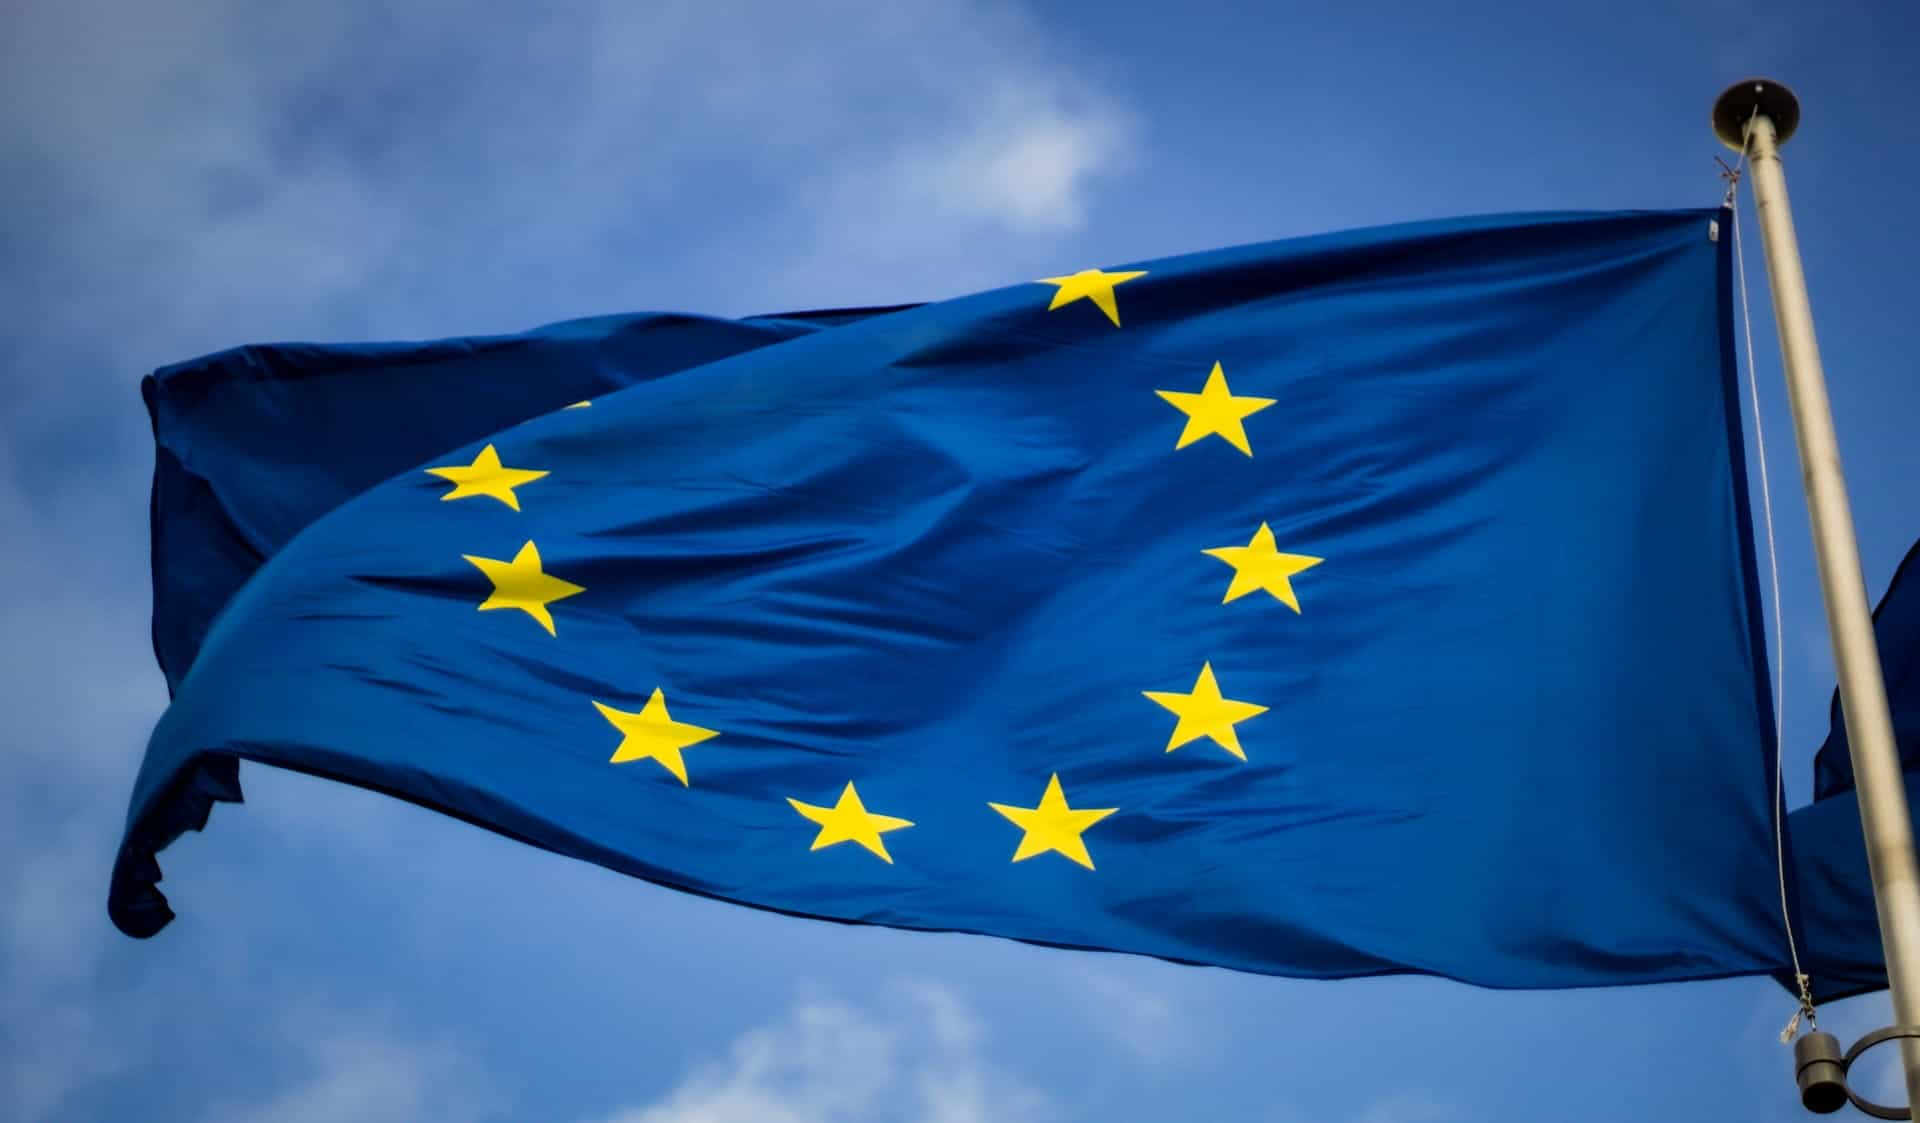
<box><xmin>145</xmin><ymin>306</ymin><xmax>908</xmax><ymax>691</ymax></box>
<box><xmin>1810</xmin><ymin>537</ymin><xmax>1920</xmax><ymax>801</ymax></box>
<box><xmin>1784</xmin><ymin>535</ymin><xmax>1920</xmax><ymax>1001</ymax></box>
<box><xmin>113</xmin><ymin>208</ymin><xmax>1789</xmax><ymax>990</ymax></box>
<box><xmin>1779</xmin><ymin>777</ymin><xmax>1920</xmax><ymax>1002</ymax></box>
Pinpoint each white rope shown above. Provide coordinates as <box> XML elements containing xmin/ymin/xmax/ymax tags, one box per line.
<box><xmin>1723</xmin><ymin>114</ymin><xmax>1818</xmax><ymax>1037</ymax></box>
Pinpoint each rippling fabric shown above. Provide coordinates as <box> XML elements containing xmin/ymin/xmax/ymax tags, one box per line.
<box><xmin>144</xmin><ymin>306</ymin><xmax>907</xmax><ymax>691</ymax></box>
<box><xmin>1779</xmin><ymin>778</ymin><xmax>1908</xmax><ymax>1002</ymax></box>
<box><xmin>1783</xmin><ymin>535</ymin><xmax>1920</xmax><ymax>1001</ymax></box>
<box><xmin>1810</xmin><ymin>537</ymin><xmax>1920</xmax><ymax>801</ymax></box>
<box><xmin>112</xmin><ymin>208</ymin><xmax>1787</xmax><ymax>989</ymax></box>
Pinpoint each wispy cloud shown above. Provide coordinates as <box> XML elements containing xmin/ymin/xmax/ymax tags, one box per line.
<box><xmin>1061</xmin><ymin>961</ymin><xmax>1191</xmax><ymax>1065</ymax></box>
<box><xmin>1268</xmin><ymin>1093</ymin><xmax>1460</xmax><ymax>1123</ymax></box>
<box><xmin>583</xmin><ymin>980</ymin><xmax>1046</xmax><ymax>1123</ymax></box>
<box><xmin>0</xmin><ymin>466</ymin><xmax>170</xmax><ymax>1123</ymax></box>
<box><xmin>1353</xmin><ymin>1096</ymin><xmax>1458</xmax><ymax>1123</ymax></box>
<box><xmin>3</xmin><ymin>0</ymin><xmax>1137</xmax><ymax>367</ymax></box>
<box><xmin>0</xmin><ymin>997</ymin><xmax>127</xmax><ymax>1123</ymax></box>
<box><xmin>204</xmin><ymin>1005</ymin><xmax>501</xmax><ymax>1123</ymax></box>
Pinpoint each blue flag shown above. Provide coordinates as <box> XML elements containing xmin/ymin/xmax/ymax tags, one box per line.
<box><xmin>1785</xmin><ymin>536</ymin><xmax>1920</xmax><ymax>1001</ymax></box>
<box><xmin>113</xmin><ymin>208</ymin><xmax>1788</xmax><ymax>989</ymax></box>
<box><xmin>1809</xmin><ymin>537</ymin><xmax>1920</xmax><ymax>801</ymax></box>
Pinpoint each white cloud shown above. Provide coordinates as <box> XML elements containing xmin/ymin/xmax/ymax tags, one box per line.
<box><xmin>1353</xmin><ymin>1096</ymin><xmax>1457</xmax><ymax>1123</ymax></box>
<box><xmin>0</xmin><ymin>454</ymin><xmax>170</xmax><ymax>993</ymax></box>
<box><xmin>0</xmin><ymin>462</ymin><xmax>171</xmax><ymax>1123</ymax></box>
<box><xmin>1061</xmin><ymin>961</ymin><xmax>1187</xmax><ymax>1065</ymax></box>
<box><xmin>2</xmin><ymin>0</ymin><xmax>1136</xmax><ymax>362</ymax></box>
<box><xmin>1268</xmin><ymin>1095</ymin><xmax>1460</xmax><ymax>1123</ymax></box>
<box><xmin>0</xmin><ymin>999</ymin><xmax>126</xmax><ymax>1123</ymax></box>
<box><xmin>583</xmin><ymin>981</ymin><xmax>1046</xmax><ymax>1123</ymax></box>
<box><xmin>205</xmin><ymin>1006</ymin><xmax>501</xmax><ymax>1123</ymax></box>
<box><xmin>892</xmin><ymin>80</ymin><xmax>1130</xmax><ymax>234</ymax></box>
<box><xmin>793</xmin><ymin>74</ymin><xmax>1133</xmax><ymax>297</ymax></box>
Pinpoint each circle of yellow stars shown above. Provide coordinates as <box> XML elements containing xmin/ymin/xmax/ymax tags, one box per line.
<box><xmin>420</xmin><ymin>270</ymin><xmax>1322</xmax><ymax>877</ymax></box>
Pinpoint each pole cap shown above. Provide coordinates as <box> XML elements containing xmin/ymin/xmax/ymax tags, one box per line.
<box><xmin>1714</xmin><ymin>78</ymin><xmax>1800</xmax><ymax>149</ymax></box>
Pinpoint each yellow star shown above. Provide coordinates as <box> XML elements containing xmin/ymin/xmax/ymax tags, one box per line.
<box><xmin>988</xmin><ymin>774</ymin><xmax>1117</xmax><ymax>870</ymax></box>
<box><xmin>565</xmin><ymin>400</ymin><xmax>592</xmax><ymax>409</ymax></box>
<box><xmin>593</xmin><ymin>688</ymin><xmax>719</xmax><ymax>785</ymax></box>
<box><xmin>1037</xmin><ymin>267</ymin><xmax>1148</xmax><ymax>327</ymax></box>
<box><xmin>787</xmin><ymin>782</ymin><xmax>914</xmax><ymax>863</ymax></box>
<box><xmin>1154</xmin><ymin>362</ymin><xmax>1276</xmax><ymax>456</ymax></box>
<box><xmin>461</xmin><ymin>540</ymin><xmax>584</xmax><ymax>636</ymax></box>
<box><xmin>425</xmin><ymin>444</ymin><xmax>549</xmax><ymax>511</ymax></box>
<box><xmin>1203</xmin><ymin>522</ymin><xmax>1323</xmax><ymax>611</ymax></box>
<box><xmin>1143</xmin><ymin>662</ymin><xmax>1270</xmax><ymax>761</ymax></box>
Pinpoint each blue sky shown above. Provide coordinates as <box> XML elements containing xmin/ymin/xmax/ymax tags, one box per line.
<box><xmin>4</xmin><ymin>1</ymin><xmax>1918</xmax><ymax>1120</ymax></box>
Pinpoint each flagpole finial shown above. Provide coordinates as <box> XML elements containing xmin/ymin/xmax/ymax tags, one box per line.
<box><xmin>1714</xmin><ymin>78</ymin><xmax>1800</xmax><ymax>149</ymax></box>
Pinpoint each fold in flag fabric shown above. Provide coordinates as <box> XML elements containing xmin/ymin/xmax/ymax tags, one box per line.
<box><xmin>1784</xmin><ymin>536</ymin><xmax>1920</xmax><ymax>1002</ymax></box>
<box><xmin>1809</xmin><ymin>537</ymin><xmax>1920</xmax><ymax>801</ymax></box>
<box><xmin>144</xmin><ymin>305</ymin><xmax>910</xmax><ymax>693</ymax></box>
<box><xmin>114</xmin><ymin>208</ymin><xmax>1790</xmax><ymax>990</ymax></box>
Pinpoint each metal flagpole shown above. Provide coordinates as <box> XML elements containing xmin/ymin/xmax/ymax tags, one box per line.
<box><xmin>1714</xmin><ymin>78</ymin><xmax>1920</xmax><ymax>1115</ymax></box>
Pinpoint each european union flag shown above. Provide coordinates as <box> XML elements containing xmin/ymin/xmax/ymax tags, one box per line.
<box><xmin>113</xmin><ymin>208</ymin><xmax>1789</xmax><ymax>989</ymax></box>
